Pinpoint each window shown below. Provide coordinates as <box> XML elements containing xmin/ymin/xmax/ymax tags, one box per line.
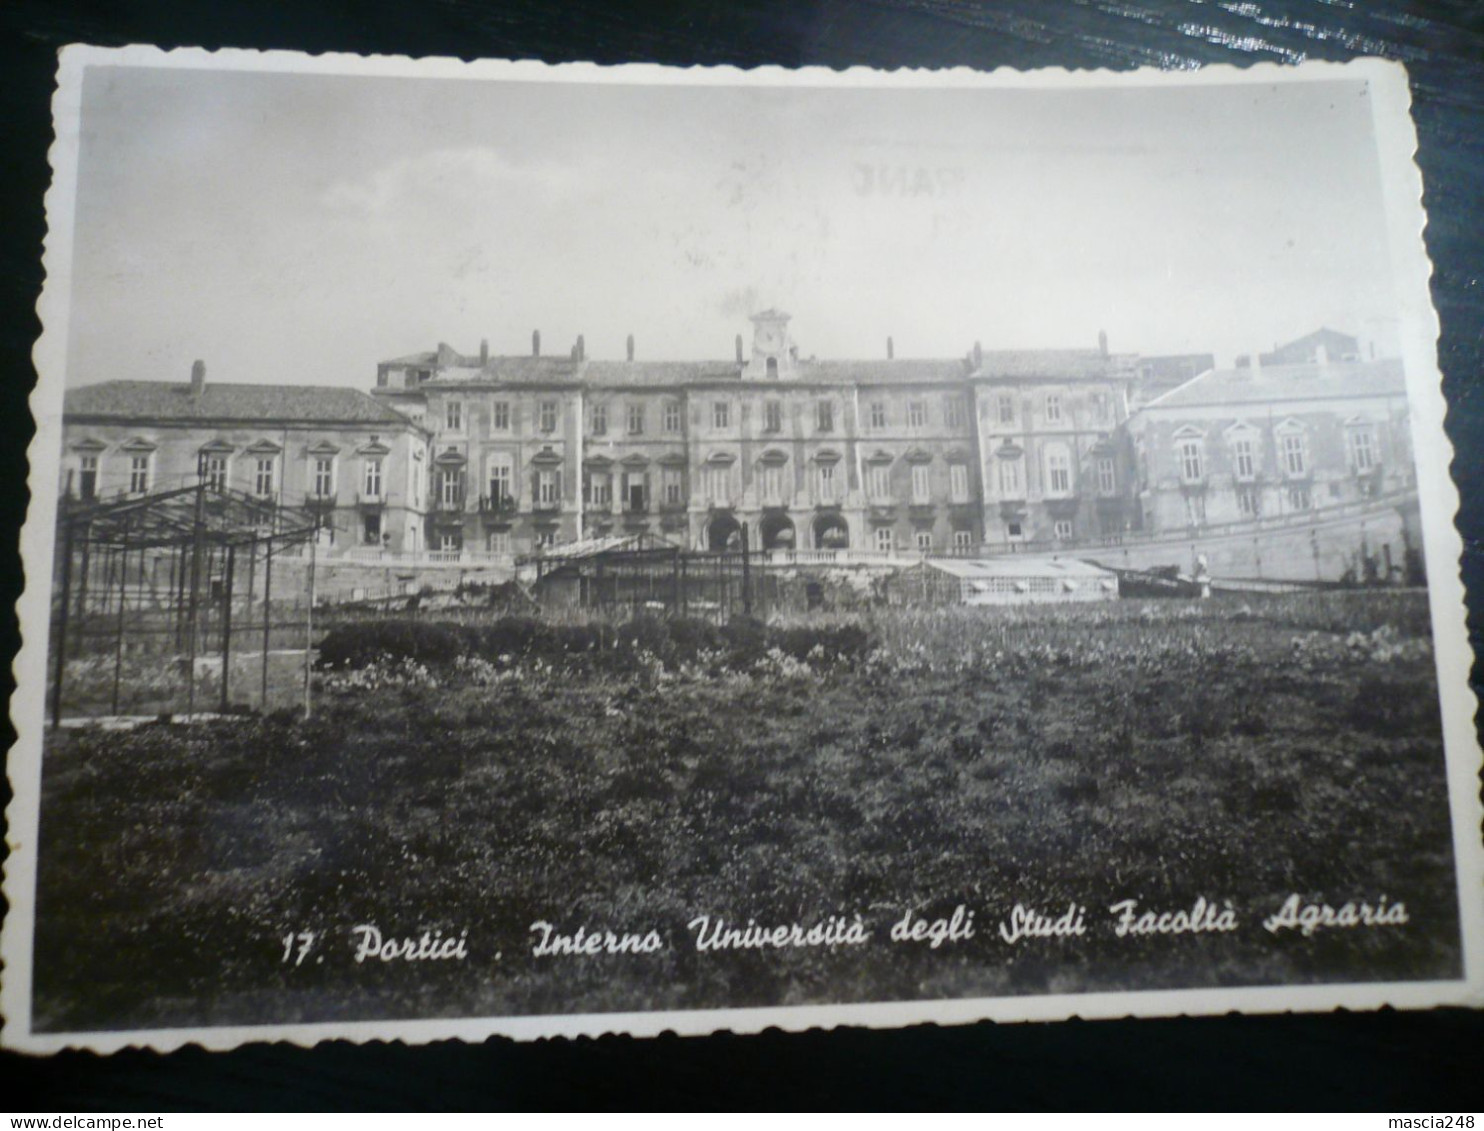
<box><xmin>705</xmin><ymin>464</ymin><xmax>730</xmax><ymax>503</ymax></box>
<box><xmin>907</xmin><ymin>401</ymin><xmax>926</xmax><ymax>428</ymax></box>
<box><xmin>1054</xmin><ymin>519</ymin><xmax>1074</xmax><ymax>540</ymax></box>
<box><xmin>312</xmin><ymin>457</ymin><xmax>335</xmax><ymax>498</ymax></box>
<box><xmin>953</xmin><ymin>529</ymin><xmax>973</xmax><ymax>552</ymax></box>
<box><xmin>663</xmin><ymin>401</ymin><xmax>683</xmax><ymax>433</ymax></box>
<box><xmin>1287</xmin><ymin>485</ymin><xmax>1312</xmax><ymax>511</ymax></box>
<box><xmin>363</xmin><ymin>459</ymin><xmax>383</xmax><ymax>499</ymax></box>
<box><xmin>713</xmin><ymin>401</ymin><xmax>730</xmax><ymax>429</ymax></box>
<box><xmin>1348</xmin><ymin>426</ymin><xmax>1377</xmax><ymax>472</ymax></box>
<box><xmin>869</xmin><ymin>401</ymin><xmax>887</xmax><ymax>429</ymax></box>
<box><xmin>1092</xmin><ymin>392</ymin><xmax>1109</xmax><ymax>421</ymax></box>
<box><xmin>998</xmin><ymin>458</ymin><xmax>1023</xmax><ymax>498</ymax></box>
<box><xmin>765</xmin><ymin>357</ymin><xmax>778</xmax><ymax>379</ymax></box>
<box><xmin>536</xmin><ymin>529</ymin><xmax>558</xmax><ymax>550</ymax></box>
<box><xmin>874</xmin><ymin>527</ymin><xmax>895</xmax><ymax>553</ymax></box>
<box><xmin>764</xmin><ymin>401</ymin><xmax>782</xmax><ymax>433</ymax></box>
<box><xmin>1046</xmin><ymin>447</ymin><xmax>1072</xmax><ymax>496</ymax></box>
<box><xmin>1281</xmin><ymin>432</ymin><xmax>1307</xmax><ymax>476</ymax></box>
<box><xmin>488</xmin><ymin>460</ymin><xmax>513</xmax><ymax>506</ymax></box>
<box><xmin>585</xmin><ymin>471</ymin><xmax>612</xmax><ymax>508</ymax></box>
<box><xmin>438</xmin><ymin>469</ymin><xmax>461</xmax><ymax>509</ymax></box>
<box><xmin>760</xmin><ymin>463</ymin><xmax>786</xmax><ymax>505</ymax></box>
<box><xmin>1097</xmin><ymin>456</ymin><xmax>1116</xmax><ymax>496</ymax></box>
<box><xmin>254</xmin><ymin>457</ymin><xmax>275</xmax><ymax>498</ymax></box>
<box><xmin>1006</xmin><ymin>520</ymin><xmax>1024</xmax><ymax>540</ymax></box>
<box><xmin>915</xmin><ymin>530</ymin><xmax>934</xmax><ymax>552</ymax></box>
<box><xmin>202</xmin><ymin>455</ymin><xmax>228</xmax><ymax>491</ymax></box>
<box><xmin>445</xmin><ymin>400</ymin><xmax>463</xmax><ymax>431</ymax></box>
<box><xmin>950</xmin><ymin>463</ymin><xmax>970</xmax><ymax>503</ymax></box>
<box><xmin>911</xmin><ymin>463</ymin><xmax>931</xmax><ymax>503</ymax></box>
<box><xmin>817</xmin><ymin>463</ymin><xmax>838</xmax><ymax>504</ymax></box>
<box><xmin>997</xmin><ymin>394</ymin><xmax>1014</xmax><ymax>425</ymax></box>
<box><xmin>622</xmin><ymin>471</ymin><xmax>648</xmax><ymax>512</ymax></box>
<box><xmin>78</xmin><ymin>455</ymin><xmax>98</xmax><ymax>500</ymax></box>
<box><xmin>439</xmin><ymin>532</ymin><xmax>461</xmax><ymax>553</ymax></box>
<box><xmin>943</xmin><ymin>396</ymin><xmax>966</xmax><ymax>430</ymax></box>
<box><xmin>816</xmin><ymin>400</ymin><xmax>834</xmax><ymax>432</ymax></box>
<box><xmin>590</xmin><ymin>403</ymin><xmax>608</xmax><ymax>436</ymax></box>
<box><xmin>663</xmin><ymin>468</ymin><xmax>685</xmax><ymax>507</ymax></box>
<box><xmin>867</xmin><ymin>464</ymin><xmax>891</xmax><ymax>501</ymax></box>
<box><xmin>536</xmin><ymin>469</ymin><xmax>560</xmax><ymax>507</ymax></box>
<box><xmin>1177</xmin><ymin>438</ymin><xmax>1204</xmax><ymax>483</ymax></box>
<box><xmin>627</xmin><ymin>403</ymin><xmax>645</xmax><ymax>436</ymax></box>
<box><xmin>1232</xmin><ymin>437</ymin><xmax>1256</xmax><ymax>481</ymax></box>
<box><xmin>1184</xmin><ymin>493</ymin><xmax>1207</xmax><ymax>526</ymax></box>
<box><xmin>539</xmin><ymin>401</ymin><xmax>558</xmax><ymax>433</ymax></box>
<box><xmin>492</xmin><ymin>401</ymin><xmax>510</xmax><ymax>431</ymax></box>
<box><xmin>1237</xmin><ymin>486</ymin><xmax>1262</xmax><ymax>517</ymax></box>
<box><xmin>1045</xmin><ymin>394</ymin><xmax>1063</xmax><ymax>423</ymax></box>
<box><xmin>487</xmin><ymin>530</ymin><xmax>511</xmax><ymax>555</ymax></box>
<box><xmin>362</xmin><ymin>512</ymin><xmax>382</xmax><ymax>545</ymax></box>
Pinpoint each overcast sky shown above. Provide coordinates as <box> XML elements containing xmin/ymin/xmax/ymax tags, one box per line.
<box><xmin>64</xmin><ymin>63</ymin><xmax>1400</xmax><ymax>388</ymax></box>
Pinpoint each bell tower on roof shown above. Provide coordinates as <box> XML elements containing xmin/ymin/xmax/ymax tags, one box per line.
<box><xmin>745</xmin><ymin>309</ymin><xmax>796</xmax><ymax>380</ymax></box>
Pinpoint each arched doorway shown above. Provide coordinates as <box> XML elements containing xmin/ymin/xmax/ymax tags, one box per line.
<box><xmin>813</xmin><ymin>513</ymin><xmax>850</xmax><ymax>549</ymax></box>
<box><xmin>707</xmin><ymin>512</ymin><xmax>742</xmax><ymax>551</ymax></box>
<box><xmin>759</xmin><ymin>512</ymin><xmax>796</xmax><ymax>552</ymax></box>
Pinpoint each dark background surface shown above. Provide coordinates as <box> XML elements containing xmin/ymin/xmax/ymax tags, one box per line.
<box><xmin>1</xmin><ymin>0</ymin><xmax>1482</xmax><ymax>1111</ymax></box>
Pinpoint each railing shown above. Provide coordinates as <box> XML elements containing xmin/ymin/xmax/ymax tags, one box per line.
<box><xmin>478</xmin><ymin>495</ymin><xmax>518</xmax><ymax>516</ymax></box>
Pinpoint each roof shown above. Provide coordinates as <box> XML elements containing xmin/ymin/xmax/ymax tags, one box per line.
<box><xmin>66</xmin><ymin>380</ymin><xmax>420</xmax><ymax>427</ymax></box>
<box><xmin>421</xmin><ymin>356</ymin><xmax>583</xmax><ymax>387</ymax></box>
<box><xmin>409</xmin><ymin>350</ymin><xmax>1128</xmax><ymax>391</ymax></box>
<box><xmin>971</xmin><ymin>350</ymin><xmax>1132</xmax><ymax>381</ymax></box>
<box><xmin>536</xmin><ymin>532</ymin><xmax>683</xmax><ymax>561</ymax></box>
<box><xmin>925</xmin><ymin>556</ymin><xmax>1116</xmax><ymax>580</ymax></box>
<box><xmin>1142</xmin><ymin>358</ymin><xmax>1406</xmax><ymax>411</ymax></box>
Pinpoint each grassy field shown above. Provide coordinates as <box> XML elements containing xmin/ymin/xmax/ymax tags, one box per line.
<box><xmin>31</xmin><ymin>590</ymin><xmax>1461</xmax><ymax>1032</ymax></box>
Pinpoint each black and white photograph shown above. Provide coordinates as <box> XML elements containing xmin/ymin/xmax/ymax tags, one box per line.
<box><xmin>2</xmin><ymin>45</ymin><xmax>1480</xmax><ymax>1054</ymax></box>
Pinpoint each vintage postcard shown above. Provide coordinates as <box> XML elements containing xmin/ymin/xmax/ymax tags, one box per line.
<box><xmin>3</xmin><ymin>46</ymin><xmax>1481</xmax><ymax>1053</ymax></box>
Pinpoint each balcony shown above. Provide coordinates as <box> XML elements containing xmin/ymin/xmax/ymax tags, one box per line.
<box><xmin>304</xmin><ymin>491</ymin><xmax>338</xmax><ymax>511</ymax></box>
<box><xmin>532</xmin><ymin>497</ymin><xmax>561</xmax><ymax>514</ymax></box>
<box><xmin>357</xmin><ymin>491</ymin><xmax>385</xmax><ymax>508</ymax></box>
<box><xmin>433</xmin><ymin>495</ymin><xmax>466</xmax><ymax>514</ymax></box>
<box><xmin>479</xmin><ymin>494</ymin><xmax>518</xmax><ymax>517</ymax></box>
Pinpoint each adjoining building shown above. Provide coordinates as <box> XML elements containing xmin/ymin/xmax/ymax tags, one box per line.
<box><xmin>62</xmin><ymin>362</ymin><xmax>432</xmax><ymax>554</ymax></box>
<box><xmin>373</xmin><ymin>312</ymin><xmax>1139</xmax><ymax>561</ymax></box>
<box><xmin>1126</xmin><ymin>355</ymin><xmax>1419</xmax><ymax>581</ymax></box>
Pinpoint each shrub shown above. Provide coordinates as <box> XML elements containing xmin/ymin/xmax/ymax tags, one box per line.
<box><xmin>316</xmin><ymin>620</ymin><xmax>463</xmax><ymax>670</ymax></box>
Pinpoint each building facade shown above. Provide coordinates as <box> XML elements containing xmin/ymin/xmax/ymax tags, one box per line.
<box><xmin>374</xmin><ymin>313</ymin><xmax>1140</xmax><ymax>557</ymax></box>
<box><xmin>1128</xmin><ymin>357</ymin><xmax>1415</xmax><ymax>538</ymax></box>
<box><xmin>62</xmin><ymin>363</ymin><xmax>432</xmax><ymax>553</ymax></box>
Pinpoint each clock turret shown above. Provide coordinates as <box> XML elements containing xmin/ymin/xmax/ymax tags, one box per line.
<box><xmin>746</xmin><ymin>309</ymin><xmax>796</xmax><ymax>379</ymax></box>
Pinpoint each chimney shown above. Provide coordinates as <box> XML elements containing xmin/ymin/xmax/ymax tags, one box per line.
<box><xmin>1098</xmin><ymin>330</ymin><xmax>1108</xmax><ymax>357</ymax></box>
<box><xmin>887</xmin><ymin>336</ymin><xmax>895</xmax><ymax>360</ymax></box>
<box><xmin>189</xmin><ymin>359</ymin><xmax>206</xmax><ymax>398</ymax></box>
<box><xmin>1251</xmin><ymin>349</ymin><xmax>1262</xmax><ymax>377</ymax></box>
<box><xmin>735</xmin><ymin>334</ymin><xmax>744</xmax><ymax>364</ymax></box>
<box><xmin>576</xmin><ymin>333</ymin><xmax>586</xmax><ymax>362</ymax></box>
<box><xmin>532</xmin><ymin>329</ymin><xmax>541</xmax><ymax>357</ymax></box>
<box><xmin>626</xmin><ymin>333</ymin><xmax>635</xmax><ymax>362</ymax></box>
<box><xmin>1315</xmin><ymin>341</ymin><xmax>1329</xmax><ymax>366</ymax></box>
<box><xmin>480</xmin><ymin>338</ymin><xmax>489</xmax><ymax>365</ymax></box>
<box><xmin>973</xmin><ymin>340</ymin><xmax>983</xmax><ymax>369</ymax></box>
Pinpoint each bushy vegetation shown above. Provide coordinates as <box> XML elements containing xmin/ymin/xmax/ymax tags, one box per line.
<box><xmin>32</xmin><ymin>591</ymin><xmax>1460</xmax><ymax>1032</ymax></box>
<box><xmin>316</xmin><ymin>615</ymin><xmax>875</xmax><ymax>674</ymax></box>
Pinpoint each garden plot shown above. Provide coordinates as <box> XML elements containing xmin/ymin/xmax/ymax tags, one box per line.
<box><xmin>31</xmin><ymin>590</ymin><xmax>1459</xmax><ymax>1032</ymax></box>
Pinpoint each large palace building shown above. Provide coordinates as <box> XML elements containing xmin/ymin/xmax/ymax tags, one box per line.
<box><xmin>372</xmin><ymin>311</ymin><xmax>1141</xmax><ymax>557</ymax></box>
